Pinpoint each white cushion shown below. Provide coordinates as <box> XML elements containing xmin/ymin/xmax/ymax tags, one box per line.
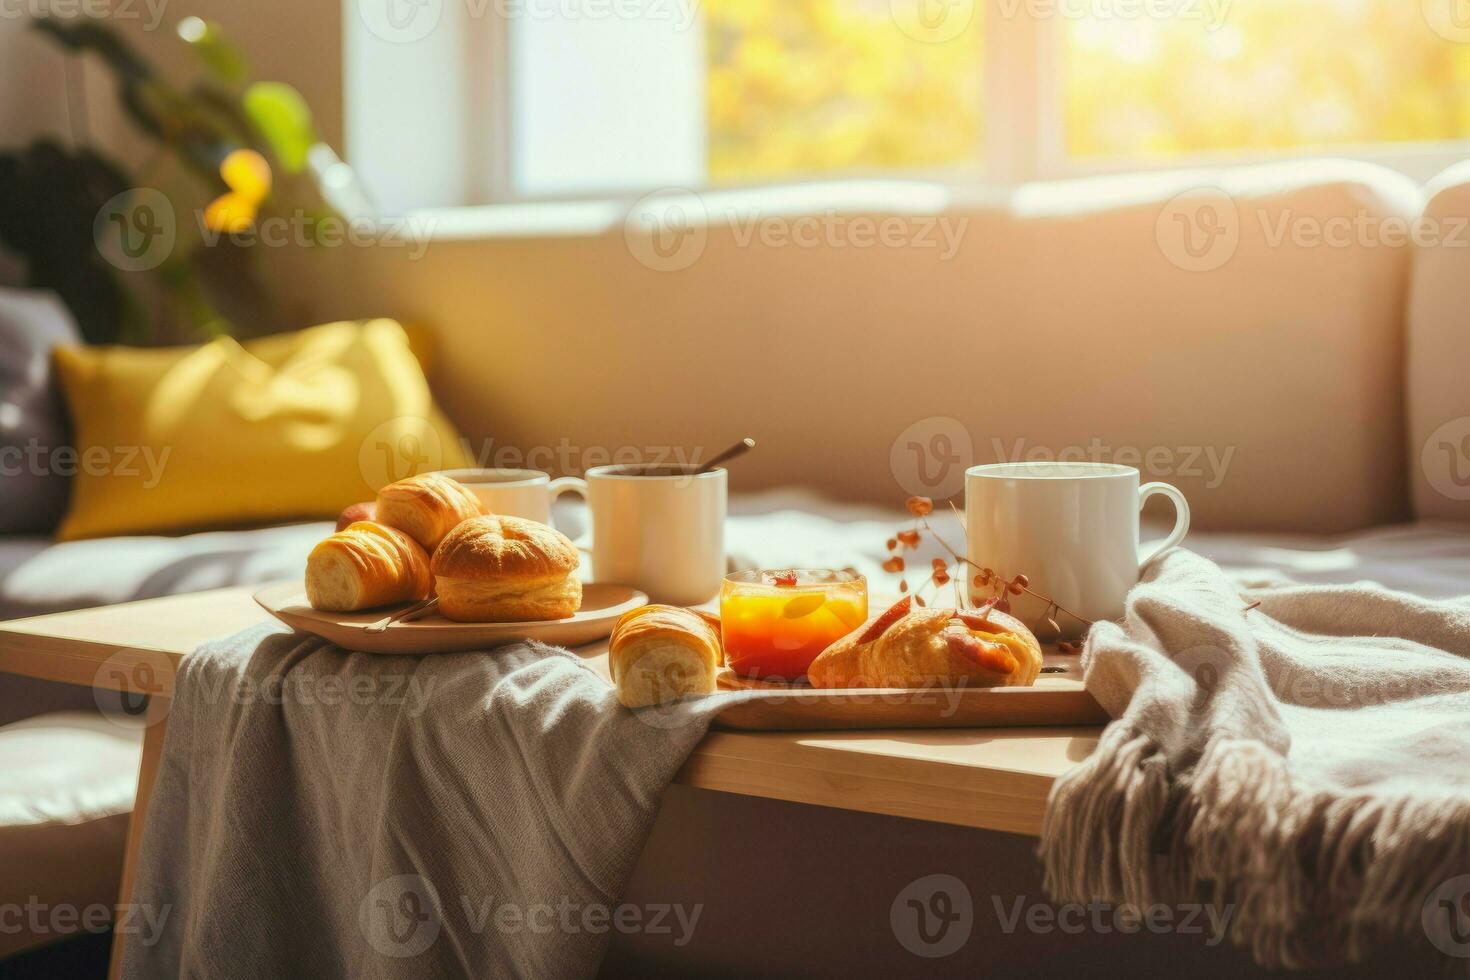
<box><xmin>1408</xmin><ymin>162</ymin><xmax>1470</xmax><ymax>524</ymax></box>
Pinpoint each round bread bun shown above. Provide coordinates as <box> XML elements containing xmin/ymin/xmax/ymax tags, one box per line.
<box><xmin>335</xmin><ymin>501</ymin><xmax>376</xmax><ymax>532</ymax></box>
<box><xmin>808</xmin><ymin>601</ymin><xmax>1043</xmax><ymax>689</ymax></box>
<box><xmin>431</xmin><ymin>515</ymin><xmax>582</xmax><ymax>622</ymax></box>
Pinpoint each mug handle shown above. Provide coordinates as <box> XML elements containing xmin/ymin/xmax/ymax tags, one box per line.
<box><xmin>548</xmin><ymin>477</ymin><xmax>592</xmax><ymax>554</ymax></box>
<box><xmin>1138</xmin><ymin>482</ymin><xmax>1190</xmax><ymax>567</ymax></box>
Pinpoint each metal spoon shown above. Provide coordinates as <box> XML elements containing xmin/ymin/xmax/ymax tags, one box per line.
<box><xmin>696</xmin><ymin>437</ymin><xmax>755</xmax><ymax>474</ymax></box>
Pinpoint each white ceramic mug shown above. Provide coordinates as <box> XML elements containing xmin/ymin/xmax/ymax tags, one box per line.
<box><xmin>436</xmin><ymin>468</ymin><xmax>583</xmax><ymax>529</ymax></box>
<box><xmin>551</xmin><ymin>465</ymin><xmax>726</xmax><ymax>605</ymax></box>
<box><xmin>964</xmin><ymin>462</ymin><xmax>1190</xmax><ymax>637</ymax></box>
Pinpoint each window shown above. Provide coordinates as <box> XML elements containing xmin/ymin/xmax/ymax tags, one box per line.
<box><xmin>345</xmin><ymin>0</ymin><xmax>1470</xmax><ymax>212</ymax></box>
<box><xmin>1064</xmin><ymin>2</ymin><xmax>1470</xmax><ymax>162</ymax></box>
<box><xmin>705</xmin><ymin>1</ymin><xmax>983</xmax><ymax>183</ymax></box>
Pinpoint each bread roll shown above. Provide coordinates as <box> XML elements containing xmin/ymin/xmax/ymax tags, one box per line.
<box><xmin>432</xmin><ymin>515</ymin><xmax>581</xmax><ymax>622</ymax></box>
<box><xmin>375</xmin><ymin>473</ymin><xmax>482</xmax><ymax>552</ymax></box>
<box><xmin>609</xmin><ymin>605</ymin><xmax>722</xmax><ymax>707</ymax></box>
<box><xmin>335</xmin><ymin>501</ymin><xmax>376</xmax><ymax>532</ymax></box>
<box><xmin>808</xmin><ymin>597</ymin><xmax>1042</xmax><ymax>689</ymax></box>
<box><xmin>306</xmin><ymin>521</ymin><xmax>431</xmax><ymax>612</ymax></box>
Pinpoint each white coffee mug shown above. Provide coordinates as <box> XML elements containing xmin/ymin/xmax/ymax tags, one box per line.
<box><xmin>964</xmin><ymin>462</ymin><xmax>1189</xmax><ymax>637</ymax></box>
<box><xmin>436</xmin><ymin>468</ymin><xmax>584</xmax><ymax>529</ymax></box>
<box><xmin>551</xmin><ymin>465</ymin><xmax>726</xmax><ymax>605</ymax></box>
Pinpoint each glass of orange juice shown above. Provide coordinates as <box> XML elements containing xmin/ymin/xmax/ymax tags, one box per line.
<box><xmin>719</xmin><ymin>569</ymin><xmax>868</xmax><ymax>681</ymax></box>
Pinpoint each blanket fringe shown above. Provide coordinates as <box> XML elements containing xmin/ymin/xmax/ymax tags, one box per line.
<box><xmin>1040</xmin><ymin>727</ymin><xmax>1470</xmax><ymax>972</ymax></box>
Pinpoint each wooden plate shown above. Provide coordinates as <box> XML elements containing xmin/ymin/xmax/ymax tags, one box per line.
<box><xmin>708</xmin><ymin>649</ymin><xmax>1108</xmax><ymax>730</ymax></box>
<box><xmin>253</xmin><ymin>581</ymin><xmax>648</xmax><ymax>655</ymax></box>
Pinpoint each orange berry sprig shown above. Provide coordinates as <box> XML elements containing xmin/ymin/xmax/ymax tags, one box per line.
<box><xmin>882</xmin><ymin>495</ymin><xmax>1094</xmax><ymax>648</ymax></box>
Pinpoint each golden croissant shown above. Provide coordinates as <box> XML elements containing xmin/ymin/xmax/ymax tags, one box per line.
<box><xmin>808</xmin><ymin>597</ymin><xmax>1042</xmax><ymax>689</ymax></box>
<box><xmin>609</xmin><ymin>604</ymin><xmax>722</xmax><ymax>707</ymax></box>
<box><xmin>374</xmin><ymin>473</ymin><xmax>482</xmax><ymax>553</ymax></box>
<box><xmin>306</xmin><ymin>520</ymin><xmax>432</xmax><ymax>612</ymax></box>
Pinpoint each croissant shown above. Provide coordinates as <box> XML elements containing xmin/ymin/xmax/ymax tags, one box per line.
<box><xmin>374</xmin><ymin>473</ymin><xmax>482</xmax><ymax>553</ymax></box>
<box><xmin>807</xmin><ymin>597</ymin><xmax>1042</xmax><ymax>689</ymax></box>
<box><xmin>306</xmin><ymin>521</ymin><xmax>432</xmax><ymax>612</ymax></box>
<box><xmin>609</xmin><ymin>605</ymin><xmax>723</xmax><ymax>707</ymax></box>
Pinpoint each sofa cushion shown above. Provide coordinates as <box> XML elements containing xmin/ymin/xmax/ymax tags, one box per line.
<box><xmin>0</xmin><ymin>711</ymin><xmax>140</xmax><ymax>959</ymax></box>
<box><xmin>0</xmin><ymin>288</ymin><xmax>80</xmax><ymax>535</ymax></box>
<box><xmin>51</xmin><ymin>319</ymin><xmax>470</xmax><ymax>540</ymax></box>
<box><xmin>0</xmin><ymin>521</ymin><xmax>331</xmax><ymax>621</ymax></box>
<box><xmin>1407</xmin><ymin>162</ymin><xmax>1470</xmax><ymax>524</ymax></box>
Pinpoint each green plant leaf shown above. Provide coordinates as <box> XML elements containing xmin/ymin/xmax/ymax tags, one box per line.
<box><xmin>243</xmin><ymin>82</ymin><xmax>316</xmax><ymax>173</ymax></box>
<box><xmin>176</xmin><ymin>17</ymin><xmax>248</xmax><ymax>84</ymax></box>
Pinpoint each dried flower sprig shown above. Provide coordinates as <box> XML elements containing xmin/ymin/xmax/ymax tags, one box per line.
<box><xmin>881</xmin><ymin>495</ymin><xmax>1094</xmax><ymax>648</ymax></box>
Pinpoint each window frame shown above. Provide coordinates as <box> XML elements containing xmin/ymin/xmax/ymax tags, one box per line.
<box><xmin>350</xmin><ymin>2</ymin><xmax>1470</xmax><ymax>211</ymax></box>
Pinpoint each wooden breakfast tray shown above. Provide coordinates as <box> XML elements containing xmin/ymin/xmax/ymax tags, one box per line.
<box><xmin>254</xmin><ymin>581</ymin><xmax>647</xmax><ymax>654</ymax></box>
<box><xmin>707</xmin><ymin>648</ymin><xmax>1107</xmax><ymax>731</ymax></box>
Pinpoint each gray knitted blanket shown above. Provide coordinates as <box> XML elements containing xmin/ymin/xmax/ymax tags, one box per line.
<box><xmin>1041</xmin><ymin>549</ymin><xmax>1470</xmax><ymax>970</ymax></box>
<box><xmin>121</xmin><ymin>623</ymin><xmax>745</xmax><ymax>978</ymax></box>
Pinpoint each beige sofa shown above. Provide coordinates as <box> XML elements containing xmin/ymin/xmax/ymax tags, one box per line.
<box><xmin>3</xmin><ymin>157</ymin><xmax>1467</xmax><ymax>963</ymax></box>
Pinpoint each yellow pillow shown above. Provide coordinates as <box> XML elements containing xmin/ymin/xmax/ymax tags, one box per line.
<box><xmin>53</xmin><ymin>319</ymin><xmax>471</xmax><ymax>540</ymax></box>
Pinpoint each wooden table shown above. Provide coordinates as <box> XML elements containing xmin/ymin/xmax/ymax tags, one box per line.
<box><xmin>0</xmin><ymin>586</ymin><xmax>1102</xmax><ymax>977</ymax></box>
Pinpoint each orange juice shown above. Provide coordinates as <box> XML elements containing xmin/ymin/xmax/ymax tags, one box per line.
<box><xmin>720</xmin><ymin>569</ymin><xmax>868</xmax><ymax>680</ymax></box>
